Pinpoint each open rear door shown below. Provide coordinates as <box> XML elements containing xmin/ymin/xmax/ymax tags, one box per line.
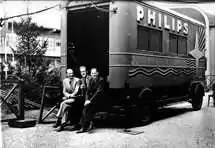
<box><xmin>67</xmin><ymin>6</ymin><xmax>109</xmax><ymax>78</ymax></box>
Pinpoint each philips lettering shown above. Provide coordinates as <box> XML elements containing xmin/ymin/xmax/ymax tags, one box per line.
<box><xmin>137</xmin><ymin>5</ymin><xmax>188</xmax><ymax>34</ymax></box>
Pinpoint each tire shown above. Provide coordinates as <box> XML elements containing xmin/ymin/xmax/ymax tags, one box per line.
<box><xmin>192</xmin><ymin>84</ymin><xmax>204</xmax><ymax>111</ymax></box>
<box><xmin>138</xmin><ymin>105</ymin><xmax>153</xmax><ymax>125</ymax></box>
<box><xmin>138</xmin><ymin>88</ymin><xmax>154</xmax><ymax>124</ymax></box>
<box><xmin>8</xmin><ymin>119</ymin><xmax>36</xmax><ymax>128</ymax></box>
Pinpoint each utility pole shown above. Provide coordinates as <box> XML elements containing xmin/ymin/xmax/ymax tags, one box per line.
<box><xmin>1</xmin><ymin>0</ymin><xmax>9</xmax><ymax>79</ymax></box>
<box><xmin>26</xmin><ymin>0</ymin><xmax>29</xmax><ymax>15</ymax></box>
<box><xmin>3</xmin><ymin>20</ymin><xmax>8</xmax><ymax>80</ymax></box>
<box><xmin>11</xmin><ymin>19</ymin><xmax>15</xmax><ymax>62</ymax></box>
<box><xmin>60</xmin><ymin>0</ymin><xmax>69</xmax><ymax>80</ymax></box>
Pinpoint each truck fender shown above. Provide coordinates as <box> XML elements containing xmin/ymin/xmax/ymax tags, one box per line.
<box><xmin>138</xmin><ymin>88</ymin><xmax>152</xmax><ymax>99</ymax></box>
<box><xmin>138</xmin><ymin>88</ymin><xmax>153</xmax><ymax>105</ymax></box>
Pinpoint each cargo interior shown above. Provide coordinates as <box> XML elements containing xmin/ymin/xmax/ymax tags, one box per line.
<box><xmin>67</xmin><ymin>6</ymin><xmax>109</xmax><ymax>78</ymax></box>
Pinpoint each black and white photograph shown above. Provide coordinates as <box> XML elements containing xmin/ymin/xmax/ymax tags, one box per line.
<box><xmin>1</xmin><ymin>0</ymin><xmax>215</xmax><ymax>147</ymax></box>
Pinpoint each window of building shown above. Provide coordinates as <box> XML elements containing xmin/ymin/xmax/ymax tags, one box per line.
<box><xmin>137</xmin><ymin>26</ymin><xmax>162</xmax><ymax>52</ymax></box>
<box><xmin>48</xmin><ymin>38</ymin><xmax>55</xmax><ymax>48</ymax></box>
<box><xmin>56</xmin><ymin>41</ymin><xmax>61</xmax><ymax>47</ymax></box>
<box><xmin>169</xmin><ymin>33</ymin><xmax>187</xmax><ymax>55</ymax></box>
<box><xmin>6</xmin><ymin>34</ymin><xmax>10</xmax><ymax>46</ymax></box>
<box><xmin>0</xmin><ymin>37</ymin><xmax>2</xmax><ymax>46</ymax></box>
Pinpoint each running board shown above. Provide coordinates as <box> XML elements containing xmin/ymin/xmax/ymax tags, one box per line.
<box><xmin>156</xmin><ymin>95</ymin><xmax>190</xmax><ymax>107</ymax></box>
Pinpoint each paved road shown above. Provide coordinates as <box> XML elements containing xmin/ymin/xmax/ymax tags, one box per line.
<box><xmin>1</xmin><ymin>92</ymin><xmax>215</xmax><ymax>148</ymax></box>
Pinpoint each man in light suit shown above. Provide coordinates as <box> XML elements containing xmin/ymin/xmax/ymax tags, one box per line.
<box><xmin>53</xmin><ymin>68</ymin><xmax>80</xmax><ymax>132</ymax></box>
<box><xmin>77</xmin><ymin>68</ymin><xmax>105</xmax><ymax>133</ymax></box>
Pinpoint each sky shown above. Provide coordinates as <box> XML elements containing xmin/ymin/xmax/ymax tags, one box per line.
<box><xmin>0</xmin><ymin>1</ymin><xmax>61</xmax><ymax>29</ymax></box>
<box><xmin>0</xmin><ymin>1</ymin><xmax>215</xmax><ymax>30</ymax></box>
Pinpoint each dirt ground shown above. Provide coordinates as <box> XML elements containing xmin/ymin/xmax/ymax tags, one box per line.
<box><xmin>1</xmin><ymin>92</ymin><xmax>215</xmax><ymax>148</ymax></box>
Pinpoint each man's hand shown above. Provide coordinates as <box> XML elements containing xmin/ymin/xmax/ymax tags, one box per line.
<box><xmin>69</xmin><ymin>94</ymin><xmax>75</xmax><ymax>98</ymax></box>
<box><xmin>84</xmin><ymin>100</ymin><xmax>91</xmax><ymax>106</ymax></box>
<box><xmin>64</xmin><ymin>98</ymin><xmax>75</xmax><ymax>104</ymax></box>
<box><xmin>62</xmin><ymin>96</ymin><xmax>68</xmax><ymax>100</ymax></box>
<box><xmin>80</xmin><ymin>84</ymin><xmax>85</xmax><ymax>89</ymax></box>
<box><xmin>64</xmin><ymin>94</ymin><xmax>75</xmax><ymax>100</ymax></box>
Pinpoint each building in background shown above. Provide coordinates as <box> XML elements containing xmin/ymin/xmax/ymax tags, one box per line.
<box><xmin>0</xmin><ymin>21</ymin><xmax>61</xmax><ymax>65</ymax></box>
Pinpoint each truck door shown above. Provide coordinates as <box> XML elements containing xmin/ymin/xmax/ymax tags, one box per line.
<box><xmin>67</xmin><ymin>6</ymin><xmax>109</xmax><ymax>78</ymax></box>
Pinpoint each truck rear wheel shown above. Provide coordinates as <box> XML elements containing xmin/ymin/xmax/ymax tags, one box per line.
<box><xmin>192</xmin><ymin>83</ymin><xmax>204</xmax><ymax>111</ymax></box>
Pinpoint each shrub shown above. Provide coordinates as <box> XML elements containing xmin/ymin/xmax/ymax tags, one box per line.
<box><xmin>9</xmin><ymin>61</ymin><xmax>61</xmax><ymax>103</ymax></box>
<box><xmin>43</xmin><ymin>66</ymin><xmax>61</xmax><ymax>86</ymax></box>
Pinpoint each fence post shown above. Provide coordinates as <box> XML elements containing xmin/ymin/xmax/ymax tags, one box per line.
<box><xmin>18</xmin><ymin>80</ymin><xmax>24</xmax><ymax>120</ymax></box>
<box><xmin>38</xmin><ymin>86</ymin><xmax>46</xmax><ymax>123</ymax></box>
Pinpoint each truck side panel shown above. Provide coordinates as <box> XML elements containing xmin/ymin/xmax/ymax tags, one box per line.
<box><xmin>108</xmin><ymin>1</ymin><xmax>137</xmax><ymax>88</ymax></box>
<box><xmin>109</xmin><ymin>1</ymin><xmax>206</xmax><ymax>93</ymax></box>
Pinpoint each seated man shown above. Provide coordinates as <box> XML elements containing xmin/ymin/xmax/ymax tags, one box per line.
<box><xmin>77</xmin><ymin>68</ymin><xmax>105</xmax><ymax>133</ymax></box>
<box><xmin>67</xmin><ymin>65</ymin><xmax>91</xmax><ymax>130</ymax></box>
<box><xmin>53</xmin><ymin>68</ymin><xmax>80</xmax><ymax>132</ymax></box>
<box><xmin>79</xmin><ymin>66</ymin><xmax>91</xmax><ymax>97</ymax></box>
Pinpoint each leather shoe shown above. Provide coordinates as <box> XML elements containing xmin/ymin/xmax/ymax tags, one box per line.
<box><xmin>55</xmin><ymin>125</ymin><xmax>64</xmax><ymax>132</ymax></box>
<box><xmin>77</xmin><ymin>122</ymin><xmax>94</xmax><ymax>133</ymax></box>
<box><xmin>87</xmin><ymin>122</ymin><xmax>94</xmax><ymax>132</ymax></box>
<box><xmin>76</xmin><ymin>128</ymin><xmax>87</xmax><ymax>133</ymax></box>
<box><xmin>53</xmin><ymin>120</ymin><xmax>61</xmax><ymax>128</ymax></box>
<box><xmin>70</xmin><ymin>124</ymin><xmax>81</xmax><ymax>131</ymax></box>
<box><xmin>55</xmin><ymin>122</ymin><xmax>67</xmax><ymax>132</ymax></box>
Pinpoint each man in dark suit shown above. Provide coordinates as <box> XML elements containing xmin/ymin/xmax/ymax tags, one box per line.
<box><xmin>77</xmin><ymin>68</ymin><xmax>105</xmax><ymax>133</ymax></box>
<box><xmin>79</xmin><ymin>66</ymin><xmax>91</xmax><ymax>97</ymax></box>
<box><xmin>69</xmin><ymin>66</ymin><xmax>92</xmax><ymax>130</ymax></box>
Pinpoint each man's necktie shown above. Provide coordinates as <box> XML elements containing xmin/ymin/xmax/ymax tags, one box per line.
<box><xmin>84</xmin><ymin>77</ymin><xmax>87</xmax><ymax>87</ymax></box>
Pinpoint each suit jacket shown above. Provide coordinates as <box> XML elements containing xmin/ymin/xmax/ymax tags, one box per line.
<box><xmin>62</xmin><ymin>77</ymin><xmax>80</xmax><ymax>99</ymax></box>
<box><xmin>86</xmin><ymin>77</ymin><xmax>104</xmax><ymax>103</ymax></box>
<box><xmin>79</xmin><ymin>75</ymin><xmax>91</xmax><ymax>96</ymax></box>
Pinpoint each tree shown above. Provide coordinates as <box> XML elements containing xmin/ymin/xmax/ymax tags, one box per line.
<box><xmin>14</xmin><ymin>17</ymin><xmax>48</xmax><ymax>72</ymax></box>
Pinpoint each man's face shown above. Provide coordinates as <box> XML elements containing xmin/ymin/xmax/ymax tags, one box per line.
<box><xmin>91</xmin><ymin>69</ymin><xmax>98</xmax><ymax>79</ymax></box>
<box><xmin>80</xmin><ymin>67</ymin><xmax>87</xmax><ymax>78</ymax></box>
<box><xmin>67</xmin><ymin>69</ymin><xmax>74</xmax><ymax>79</ymax></box>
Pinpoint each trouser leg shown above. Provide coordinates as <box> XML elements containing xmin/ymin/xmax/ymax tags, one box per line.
<box><xmin>56</xmin><ymin>101</ymin><xmax>66</xmax><ymax>118</ymax></box>
<box><xmin>67</xmin><ymin>97</ymin><xmax>84</xmax><ymax>125</ymax></box>
<box><xmin>56</xmin><ymin>99</ymin><xmax>74</xmax><ymax>124</ymax></box>
<box><xmin>76</xmin><ymin>97</ymin><xmax>85</xmax><ymax>122</ymax></box>
<box><xmin>80</xmin><ymin>104</ymin><xmax>95</xmax><ymax>129</ymax></box>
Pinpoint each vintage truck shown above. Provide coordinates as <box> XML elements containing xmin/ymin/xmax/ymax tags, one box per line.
<box><xmin>60</xmin><ymin>1</ymin><xmax>206</xmax><ymax>124</ymax></box>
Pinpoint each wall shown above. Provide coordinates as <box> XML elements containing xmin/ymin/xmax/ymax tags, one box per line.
<box><xmin>209</xmin><ymin>27</ymin><xmax>215</xmax><ymax>82</ymax></box>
